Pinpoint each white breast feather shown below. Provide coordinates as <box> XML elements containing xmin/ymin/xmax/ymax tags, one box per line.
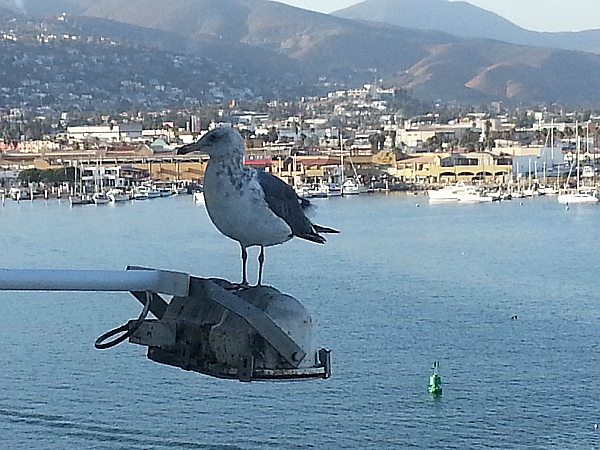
<box><xmin>203</xmin><ymin>161</ymin><xmax>292</xmax><ymax>247</ymax></box>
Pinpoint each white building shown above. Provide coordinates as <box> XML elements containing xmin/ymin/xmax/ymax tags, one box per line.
<box><xmin>67</xmin><ymin>124</ymin><xmax>143</xmax><ymax>143</ymax></box>
<box><xmin>508</xmin><ymin>146</ymin><xmax>566</xmax><ymax>177</ymax></box>
<box><xmin>14</xmin><ymin>140</ymin><xmax>61</xmax><ymax>153</ymax></box>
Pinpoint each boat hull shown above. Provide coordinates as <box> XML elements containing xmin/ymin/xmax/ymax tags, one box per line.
<box><xmin>557</xmin><ymin>193</ymin><xmax>599</xmax><ymax>204</ymax></box>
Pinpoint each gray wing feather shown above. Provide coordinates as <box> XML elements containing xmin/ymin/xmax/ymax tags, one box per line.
<box><xmin>256</xmin><ymin>171</ymin><xmax>327</xmax><ymax>243</ymax></box>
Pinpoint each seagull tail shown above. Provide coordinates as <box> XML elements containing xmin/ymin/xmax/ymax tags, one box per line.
<box><xmin>313</xmin><ymin>224</ymin><xmax>340</xmax><ymax>234</ymax></box>
<box><xmin>293</xmin><ymin>224</ymin><xmax>338</xmax><ymax>244</ymax></box>
<box><xmin>295</xmin><ymin>232</ymin><xmax>327</xmax><ymax>244</ymax></box>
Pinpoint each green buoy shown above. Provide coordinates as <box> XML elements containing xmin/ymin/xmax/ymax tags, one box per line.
<box><xmin>428</xmin><ymin>361</ymin><xmax>442</xmax><ymax>396</ymax></box>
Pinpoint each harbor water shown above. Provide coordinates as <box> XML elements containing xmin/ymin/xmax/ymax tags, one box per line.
<box><xmin>1</xmin><ymin>194</ymin><xmax>600</xmax><ymax>449</ymax></box>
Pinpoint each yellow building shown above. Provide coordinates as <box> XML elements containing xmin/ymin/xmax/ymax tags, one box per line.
<box><xmin>395</xmin><ymin>152</ymin><xmax>512</xmax><ymax>184</ymax></box>
<box><xmin>272</xmin><ymin>151</ymin><xmax>397</xmax><ymax>184</ymax></box>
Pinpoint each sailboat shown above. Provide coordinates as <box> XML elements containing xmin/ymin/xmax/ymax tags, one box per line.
<box><xmin>92</xmin><ymin>160</ymin><xmax>110</xmax><ymax>204</ymax></box>
<box><xmin>557</xmin><ymin>122</ymin><xmax>598</xmax><ymax>204</ymax></box>
<box><xmin>339</xmin><ymin>133</ymin><xmax>368</xmax><ymax>195</ymax></box>
<box><xmin>69</xmin><ymin>161</ymin><xmax>93</xmax><ymax>206</ymax></box>
<box><xmin>538</xmin><ymin>119</ymin><xmax>559</xmax><ymax>195</ymax></box>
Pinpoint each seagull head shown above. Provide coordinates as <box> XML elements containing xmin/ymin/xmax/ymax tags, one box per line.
<box><xmin>176</xmin><ymin>127</ymin><xmax>244</xmax><ymax>159</ymax></box>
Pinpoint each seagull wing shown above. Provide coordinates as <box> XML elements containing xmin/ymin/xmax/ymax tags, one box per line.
<box><xmin>256</xmin><ymin>171</ymin><xmax>335</xmax><ymax>244</ymax></box>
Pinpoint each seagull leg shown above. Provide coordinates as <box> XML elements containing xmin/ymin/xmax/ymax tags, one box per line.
<box><xmin>240</xmin><ymin>244</ymin><xmax>248</xmax><ymax>286</ymax></box>
<box><xmin>257</xmin><ymin>246</ymin><xmax>265</xmax><ymax>286</ymax></box>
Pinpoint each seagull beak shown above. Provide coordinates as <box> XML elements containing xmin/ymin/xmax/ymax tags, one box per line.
<box><xmin>176</xmin><ymin>141</ymin><xmax>202</xmax><ymax>155</ymax></box>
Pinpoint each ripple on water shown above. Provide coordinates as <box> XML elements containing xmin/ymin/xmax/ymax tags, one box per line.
<box><xmin>1</xmin><ymin>195</ymin><xmax>600</xmax><ymax>448</ymax></box>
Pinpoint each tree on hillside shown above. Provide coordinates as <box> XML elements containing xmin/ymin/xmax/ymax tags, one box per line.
<box><xmin>18</xmin><ymin>167</ymin><xmax>75</xmax><ymax>184</ymax></box>
<box><xmin>482</xmin><ymin>120</ymin><xmax>494</xmax><ymax>150</ymax></box>
<box><xmin>368</xmin><ymin>133</ymin><xmax>379</xmax><ymax>152</ymax></box>
<box><xmin>460</xmin><ymin>128</ymin><xmax>480</xmax><ymax>152</ymax></box>
<box><xmin>368</xmin><ymin>129</ymin><xmax>386</xmax><ymax>152</ymax></box>
<box><xmin>564</xmin><ymin>126</ymin><xmax>574</xmax><ymax>142</ymax></box>
<box><xmin>266</xmin><ymin>126</ymin><xmax>279</xmax><ymax>143</ymax></box>
<box><xmin>425</xmin><ymin>134</ymin><xmax>442</xmax><ymax>151</ymax></box>
<box><xmin>18</xmin><ymin>169</ymin><xmax>42</xmax><ymax>183</ymax></box>
<box><xmin>389</xmin><ymin>130</ymin><xmax>397</xmax><ymax>149</ymax></box>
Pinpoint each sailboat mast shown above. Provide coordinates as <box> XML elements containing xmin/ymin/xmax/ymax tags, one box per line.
<box><xmin>576</xmin><ymin>121</ymin><xmax>580</xmax><ymax>191</ymax></box>
<box><xmin>587</xmin><ymin>120</ymin><xmax>590</xmax><ymax>155</ymax></box>
<box><xmin>340</xmin><ymin>130</ymin><xmax>345</xmax><ymax>184</ymax></box>
<box><xmin>550</xmin><ymin>119</ymin><xmax>554</xmax><ymax>160</ymax></box>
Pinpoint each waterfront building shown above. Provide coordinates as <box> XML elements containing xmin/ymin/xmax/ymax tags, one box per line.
<box><xmin>0</xmin><ymin>144</ymin><xmax>210</xmax><ymax>186</ymax></box>
<box><xmin>273</xmin><ymin>152</ymin><xmax>396</xmax><ymax>185</ymax></box>
<box><xmin>67</xmin><ymin>124</ymin><xmax>143</xmax><ymax>143</ymax></box>
<box><xmin>14</xmin><ymin>140</ymin><xmax>61</xmax><ymax>153</ymax></box>
<box><xmin>395</xmin><ymin>152</ymin><xmax>512</xmax><ymax>184</ymax></box>
<box><xmin>501</xmin><ymin>145</ymin><xmax>566</xmax><ymax>179</ymax></box>
<box><xmin>0</xmin><ymin>167</ymin><xmax>17</xmax><ymax>187</ymax></box>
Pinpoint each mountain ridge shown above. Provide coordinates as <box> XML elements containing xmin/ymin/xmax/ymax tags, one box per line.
<box><xmin>334</xmin><ymin>0</ymin><xmax>600</xmax><ymax>54</ymax></box>
<box><xmin>1</xmin><ymin>0</ymin><xmax>600</xmax><ymax>105</ymax></box>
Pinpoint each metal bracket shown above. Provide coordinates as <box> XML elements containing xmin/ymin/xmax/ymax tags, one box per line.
<box><xmin>202</xmin><ymin>280</ymin><xmax>306</xmax><ymax>367</ymax></box>
<box><xmin>0</xmin><ymin>267</ymin><xmax>331</xmax><ymax>382</ymax></box>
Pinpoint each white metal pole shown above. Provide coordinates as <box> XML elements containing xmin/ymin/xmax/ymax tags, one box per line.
<box><xmin>0</xmin><ymin>268</ymin><xmax>189</xmax><ymax>296</ymax></box>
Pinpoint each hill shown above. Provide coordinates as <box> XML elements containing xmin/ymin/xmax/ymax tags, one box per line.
<box><xmin>2</xmin><ymin>0</ymin><xmax>600</xmax><ymax>105</ymax></box>
<box><xmin>0</xmin><ymin>14</ymin><xmax>318</xmax><ymax>113</ymax></box>
<box><xmin>334</xmin><ymin>0</ymin><xmax>600</xmax><ymax>54</ymax></box>
<box><xmin>1</xmin><ymin>0</ymin><xmax>452</xmax><ymax>87</ymax></box>
<box><xmin>392</xmin><ymin>41</ymin><xmax>600</xmax><ymax>104</ymax></box>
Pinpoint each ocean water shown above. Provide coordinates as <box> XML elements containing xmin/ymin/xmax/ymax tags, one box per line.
<box><xmin>1</xmin><ymin>193</ymin><xmax>600</xmax><ymax>449</ymax></box>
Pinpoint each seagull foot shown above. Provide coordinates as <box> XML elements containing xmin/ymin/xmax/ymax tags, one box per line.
<box><xmin>224</xmin><ymin>282</ymin><xmax>251</xmax><ymax>291</ymax></box>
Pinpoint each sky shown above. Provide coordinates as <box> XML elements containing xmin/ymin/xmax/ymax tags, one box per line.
<box><xmin>279</xmin><ymin>0</ymin><xmax>600</xmax><ymax>32</ymax></box>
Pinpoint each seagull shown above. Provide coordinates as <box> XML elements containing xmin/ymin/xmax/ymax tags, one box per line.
<box><xmin>176</xmin><ymin>127</ymin><xmax>338</xmax><ymax>286</ymax></box>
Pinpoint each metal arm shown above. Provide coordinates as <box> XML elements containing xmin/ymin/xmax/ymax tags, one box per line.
<box><xmin>0</xmin><ymin>267</ymin><xmax>190</xmax><ymax>297</ymax></box>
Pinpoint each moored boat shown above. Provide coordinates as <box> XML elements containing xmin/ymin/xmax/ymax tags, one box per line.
<box><xmin>557</xmin><ymin>122</ymin><xmax>597</xmax><ymax>205</ymax></box>
<box><xmin>428</xmin><ymin>183</ymin><xmax>493</xmax><ymax>203</ymax></box>
<box><xmin>325</xmin><ymin>182</ymin><xmax>343</xmax><ymax>197</ymax></box>
<box><xmin>427</xmin><ymin>183</ymin><xmax>471</xmax><ymax>203</ymax></box>
<box><xmin>132</xmin><ymin>184</ymin><xmax>161</xmax><ymax>199</ymax></box>
<box><xmin>192</xmin><ymin>191</ymin><xmax>205</xmax><ymax>204</ymax></box>
<box><xmin>294</xmin><ymin>184</ymin><xmax>312</xmax><ymax>199</ymax></box>
<box><xmin>107</xmin><ymin>188</ymin><xmax>130</xmax><ymax>203</ymax></box>
<box><xmin>92</xmin><ymin>192</ymin><xmax>110</xmax><ymax>205</ymax></box>
<box><xmin>69</xmin><ymin>194</ymin><xmax>94</xmax><ymax>206</ymax></box>
<box><xmin>146</xmin><ymin>186</ymin><xmax>162</xmax><ymax>199</ymax></box>
<box><xmin>342</xmin><ymin>178</ymin><xmax>365</xmax><ymax>195</ymax></box>
<box><xmin>8</xmin><ymin>187</ymin><xmax>31</xmax><ymax>201</ymax></box>
<box><xmin>427</xmin><ymin>186</ymin><xmax>460</xmax><ymax>203</ymax></box>
<box><xmin>538</xmin><ymin>186</ymin><xmax>559</xmax><ymax>196</ymax></box>
<box><xmin>557</xmin><ymin>192</ymin><xmax>599</xmax><ymax>204</ymax></box>
<box><xmin>456</xmin><ymin>191</ymin><xmax>493</xmax><ymax>203</ymax></box>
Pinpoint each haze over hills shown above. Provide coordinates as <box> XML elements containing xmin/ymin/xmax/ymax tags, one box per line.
<box><xmin>0</xmin><ymin>4</ymin><xmax>19</xmax><ymax>17</ymax></box>
<box><xmin>2</xmin><ymin>0</ymin><xmax>600</xmax><ymax>105</ymax></box>
<box><xmin>0</xmin><ymin>0</ymin><xmax>453</xmax><ymax>89</ymax></box>
<box><xmin>334</xmin><ymin>0</ymin><xmax>600</xmax><ymax>54</ymax></box>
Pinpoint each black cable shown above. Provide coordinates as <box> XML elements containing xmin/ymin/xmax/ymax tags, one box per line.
<box><xmin>94</xmin><ymin>291</ymin><xmax>152</xmax><ymax>350</ymax></box>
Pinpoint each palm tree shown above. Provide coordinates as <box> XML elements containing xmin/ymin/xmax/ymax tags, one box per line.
<box><xmin>389</xmin><ymin>130</ymin><xmax>397</xmax><ymax>149</ymax></box>
<box><xmin>266</xmin><ymin>126</ymin><xmax>279</xmax><ymax>143</ymax></box>
<box><xmin>564</xmin><ymin>126</ymin><xmax>574</xmax><ymax>140</ymax></box>
<box><xmin>368</xmin><ymin>133</ymin><xmax>379</xmax><ymax>152</ymax></box>
<box><xmin>377</xmin><ymin>133</ymin><xmax>386</xmax><ymax>151</ymax></box>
